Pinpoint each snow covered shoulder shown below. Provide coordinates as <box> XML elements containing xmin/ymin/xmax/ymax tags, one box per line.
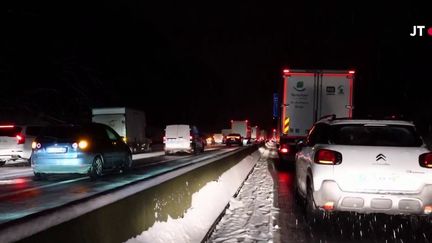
<box><xmin>208</xmin><ymin>145</ymin><xmax>277</xmax><ymax>242</ymax></box>
<box><xmin>126</xmin><ymin>150</ymin><xmax>261</xmax><ymax>243</ymax></box>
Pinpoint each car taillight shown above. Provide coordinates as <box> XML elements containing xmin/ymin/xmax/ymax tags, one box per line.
<box><xmin>16</xmin><ymin>134</ymin><xmax>25</xmax><ymax>144</ymax></box>
<box><xmin>190</xmin><ymin>136</ymin><xmax>193</xmax><ymax>140</ymax></box>
<box><xmin>280</xmin><ymin>147</ymin><xmax>289</xmax><ymax>153</ymax></box>
<box><xmin>78</xmin><ymin>140</ymin><xmax>89</xmax><ymax>149</ymax></box>
<box><xmin>314</xmin><ymin>149</ymin><xmax>342</xmax><ymax>165</ymax></box>
<box><xmin>163</xmin><ymin>136</ymin><xmax>166</xmax><ymax>142</ymax></box>
<box><xmin>419</xmin><ymin>153</ymin><xmax>432</xmax><ymax>168</ymax></box>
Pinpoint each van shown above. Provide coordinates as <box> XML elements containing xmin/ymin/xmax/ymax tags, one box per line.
<box><xmin>164</xmin><ymin>124</ymin><xmax>205</xmax><ymax>155</ymax></box>
<box><xmin>0</xmin><ymin>125</ymin><xmax>44</xmax><ymax>166</ymax></box>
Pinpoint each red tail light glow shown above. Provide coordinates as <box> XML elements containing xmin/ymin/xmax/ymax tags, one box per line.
<box><xmin>283</xmin><ymin>69</ymin><xmax>290</xmax><ymax>74</ymax></box>
<box><xmin>323</xmin><ymin>201</ymin><xmax>335</xmax><ymax>211</ymax></box>
<box><xmin>314</xmin><ymin>149</ymin><xmax>342</xmax><ymax>165</ymax></box>
<box><xmin>419</xmin><ymin>153</ymin><xmax>432</xmax><ymax>168</ymax></box>
<box><xmin>280</xmin><ymin>147</ymin><xmax>289</xmax><ymax>153</ymax></box>
<box><xmin>0</xmin><ymin>125</ymin><xmax>14</xmax><ymax>128</ymax></box>
<box><xmin>16</xmin><ymin>134</ymin><xmax>25</xmax><ymax>144</ymax></box>
<box><xmin>190</xmin><ymin>136</ymin><xmax>193</xmax><ymax>140</ymax></box>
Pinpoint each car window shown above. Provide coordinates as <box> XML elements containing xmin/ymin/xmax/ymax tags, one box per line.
<box><xmin>329</xmin><ymin>124</ymin><xmax>423</xmax><ymax>147</ymax></box>
<box><xmin>105</xmin><ymin>128</ymin><xmax>119</xmax><ymax>141</ymax></box>
<box><xmin>39</xmin><ymin>126</ymin><xmax>80</xmax><ymax>139</ymax></box>
<box><xmin>0</xmin><ymin>126</ymin><xmax>22</xmax><ymax>137</ymax></box>
<box><xmin>306</xmin><ymin>123</ymin><xmax>329</xmax><ymax>146</ymax></box>
<box><xmin>26</xmin><ymin>126</ymin><xmax>43</xmax><ymax>136</ymax></box>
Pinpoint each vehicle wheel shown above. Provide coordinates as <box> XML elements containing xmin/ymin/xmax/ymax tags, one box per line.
<box><xmin>0</xmin><ymin>160</ymin><xmax>5</xmax><ymax>167</ymax></box>
<box><xmin>122</xmin><ymin>153</ymin><xmax>133</xmax><ymax>172</ymax></box>
<box><xmin>293</xmin><ymin>179</ymin><xmax>305</xmax><ymax>207</ymax></box>
<box><xmin>33</xmin><ymin>172</ymin><xmax>46</xmax><ymax>181</ymax></box>
<box><xmin>89</xmin><ymin>156</ymin><xmax>104</xmax><ymax>179</ymax></box>
<box><xmin>306</xmin><ymin>181</ymin><xmax>323</xmax><ymax>225</ymax></box>
<box><xmin>191</xmin><ymin>144</ymin><xmax>197</xmax><ymax>154</ymax></box>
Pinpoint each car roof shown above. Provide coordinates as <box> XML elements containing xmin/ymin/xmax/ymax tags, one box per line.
<box><xmin>316</xmin><ymin>118</ymin><xmax>415</xmax><ymax>126</ymax></box>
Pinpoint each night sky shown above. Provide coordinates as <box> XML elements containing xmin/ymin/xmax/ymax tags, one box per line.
<box><xmin>1</xmin><ymin>2</ymin><xmax>432</xmax><ymax>135</ymax></box>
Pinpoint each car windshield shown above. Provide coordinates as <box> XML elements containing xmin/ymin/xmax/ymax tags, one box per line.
<box><xmin>329</xmin><ymin>124</ymin><xmax>423</xmax><ymax>147</ymax></box>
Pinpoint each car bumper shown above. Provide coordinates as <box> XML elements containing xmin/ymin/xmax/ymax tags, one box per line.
<box><xmin>0</xmin><ymin>149</ymin><xmax>30</xmax><ymax>160</ymax></box>
<box><xmin>31</xmin><ymin>156</ymin><xmax>93</xmax><ymax>174</ymax></box>
<box><xmin>314</xmin><ymin>180</ymin><xmax>432</xmax><ymax>215</ymax></box>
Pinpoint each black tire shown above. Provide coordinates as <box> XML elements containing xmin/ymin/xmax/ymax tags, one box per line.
<box><xmin>122</xmin><ymin>153</ymin><xmax>133</xmax><ymax>172</ymax></box>
<box><xmin>306</xmin><ymin>180</ymin><xmax>323</xmax><ymax>224</ymax></box>
<box><xmin>89</xmin><ymin>156</ymin><xmax>104</xmax><ymax>179</ymax></box>
<box><xmin>0</xmin><ymin>160</ymin><xmax>5</xmax><ymax>167</ymax></box>
<box><xmin>33</xmin><ymin>172</ymin><xmax>46</xmax><ymax>181</ymax></box>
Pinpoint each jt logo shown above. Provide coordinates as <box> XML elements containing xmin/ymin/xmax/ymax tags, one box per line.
<box><xmin>410</xmin><ymin>25</ymin><xmax>432</xmax><ymax>37</ymax></box>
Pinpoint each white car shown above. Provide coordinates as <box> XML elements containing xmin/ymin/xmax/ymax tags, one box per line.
<box><xmin>0</xmin><ymin>124</ymin><xmax>44</xmax><ymax>166</ymax></box>
<box><xmin>295</xmin><ymin>117</ymin><xmax>432</xmax><ymax>222</ymax></box>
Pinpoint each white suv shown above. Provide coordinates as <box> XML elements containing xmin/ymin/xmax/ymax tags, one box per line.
<box><xmin>295</xmin><ymin>117</ymin><xmax>432</xmax><ymax>222</ymax></box>
<box><xmin>0</xmin><ymin>125</ymin><xmax>44</xmax><ymax>166</ymax></box>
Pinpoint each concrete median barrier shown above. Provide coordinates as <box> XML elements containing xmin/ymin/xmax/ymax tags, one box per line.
<box><xmin>3</xmin><ymin>146</ymin><xmax>258</xmax><ymax>243</ymax></box>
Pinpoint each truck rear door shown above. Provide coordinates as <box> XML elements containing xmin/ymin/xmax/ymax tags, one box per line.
<box><xmin>318</xmin><ymin>72</ymin><xmax>354</xmax><ymax>118</ymax></box>
<box><xmin>283</xmin><ymin>72</ymin><xmax>316</xmax><ymax>137</ymax></box>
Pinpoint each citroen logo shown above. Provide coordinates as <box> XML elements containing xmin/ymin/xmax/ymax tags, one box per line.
<box><xmin>376</xmin><ymin>154</ymin><xmax>386</xmax><ymax>161</ymax></box>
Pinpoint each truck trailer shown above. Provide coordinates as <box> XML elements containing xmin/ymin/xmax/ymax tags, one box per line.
<box><xmin>231</xmin><ymin>120</ymin><xmax>251</xmax><ymax>145</ymax></box>
<box><xmin>92</xmin><ymin>107</ymin><xmax>151</xmax><ymax>153</ymax></box>
<box><xmin>278</xmin><ymin>69</ymin><xmax>354</xmax><ymax>162</ymax></box>
<box><xmin>280</xmin><ymin>69</ymin><xmax>354</xmax><ymax>138</ymax></box>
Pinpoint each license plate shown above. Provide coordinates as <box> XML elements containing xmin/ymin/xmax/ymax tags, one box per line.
<box><xmin>46</xmin><ymin>147</ymin><xmax>67</xmax><ymax>153</ymax></box>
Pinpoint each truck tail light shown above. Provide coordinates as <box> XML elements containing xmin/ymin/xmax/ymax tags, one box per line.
<box><xmin>419</xmin><ymin>153</ymin><xmax>432</xmax><ymax>168</ymax></box>
<box><xmin>314</xmin><ymin>149</ymin><xmax>342</xmax><ymax>165</ymax></box>
<box><xmin>16</xmin><ymin>134</ymin><xmax>25</xmax><ymax>144</ymax></box>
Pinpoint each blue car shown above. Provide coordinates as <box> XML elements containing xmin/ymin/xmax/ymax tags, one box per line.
<box><xmin>31</xmin><ymin>123</ymin><xmax>132</xmax><ymax>179</ymax></box>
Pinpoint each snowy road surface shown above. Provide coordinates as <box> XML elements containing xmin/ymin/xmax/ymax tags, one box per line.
<box><xmin>209</xmin><ymin>145</ymin><xmax>276</xmax><ymax>243</ymax></box>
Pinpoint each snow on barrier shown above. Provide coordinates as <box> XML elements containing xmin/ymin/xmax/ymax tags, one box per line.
<box><xmin>3</xmin><ymin>146</ymin><xmax>258</xmax><ymax>243</ymax></box>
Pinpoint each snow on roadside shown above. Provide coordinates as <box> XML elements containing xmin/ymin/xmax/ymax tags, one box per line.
<box><xmin>125</xmin><ymin>151</ymin><xmax>261</xmax><ymax>243</ymax></box>
<box><xmin>208</xmin><ymin>144</ymin><xmax>277</xmax><ymax>243</ymax></box>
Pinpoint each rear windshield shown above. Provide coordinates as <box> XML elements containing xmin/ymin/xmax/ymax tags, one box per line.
<box><xmin>329</xmin><ymin>124</ymin><xmax>423</xmax><ymax>147</ymax></box>
<box><xmin>0</xmin><ymin>127</ymin><xmax>22</xmax><ymax>137</ymax></box>
<box><xmin>228</xmin><ymin>133</ymin><xmax>241</xmax><ymax>136</ymax></box>
<box><xmin>38</xmin><ymin>126</ymin><xmax>87</xmax><ymax>140</ymax></box>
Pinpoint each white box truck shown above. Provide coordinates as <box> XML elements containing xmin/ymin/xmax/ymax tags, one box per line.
<box><xmin>231</xmin><ymin>120</ymin><xmax>251</xmax><ymax>145</ymax></box>
<box><xmin>250</xmin><ymin>126</ymin><xmax>259</xmax><ymax>142</ymax></box>
<box><xmin>92</xmin><ymin>107</ymin><xmax>151</xmax><ymax>153</ymax></box>
<box><xmin>280</xmin><ymin>69</ymin><xmax>354</xmax><ymax>138</ymax></box>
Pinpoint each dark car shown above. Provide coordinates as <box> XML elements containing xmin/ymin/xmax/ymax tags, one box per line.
<box><xmin>31</xmin><ymin>123</ymin><xmax>132</xmax><ymax>179</ymax></box>
<box><xmin>277</xmin><ymin>136</ymin><xmax>301</xmax><ymax>164</ymax></box>
<box><xmin>225</xmin><ymin>133</ymin><xmax>243</xmax><ymax>146</ymax></box>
